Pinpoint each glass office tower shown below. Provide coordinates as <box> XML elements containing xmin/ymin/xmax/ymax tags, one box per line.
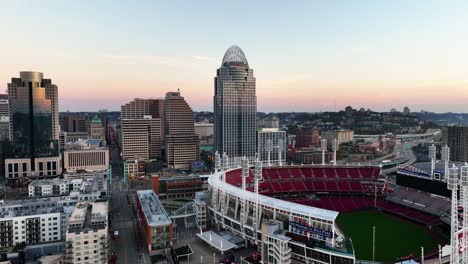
<box><xmin>214</xmin><ymin>46</ymin><xmax>257</xmax><ymax>161</ymax></box>
<box><xmin>7</xmin><ymin>71</ymin><xmax>59</xmax><ymax>159</ymax></box>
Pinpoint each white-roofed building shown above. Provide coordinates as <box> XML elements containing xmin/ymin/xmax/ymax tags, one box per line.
<box><xmin>136</xmin><ymin>190</ymin><xmax>173</xmax><ymax>254</ymax></box>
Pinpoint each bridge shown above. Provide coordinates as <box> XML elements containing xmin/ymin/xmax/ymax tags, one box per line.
<box><xmin>355</xmin><ymin>129</ymin><xmax>441</xmax><ymax>141</ymax></box>
<box><xmin>170</xmin><ymin>201</ymin><xmax>196</xmax><ymax>228</ymax></box>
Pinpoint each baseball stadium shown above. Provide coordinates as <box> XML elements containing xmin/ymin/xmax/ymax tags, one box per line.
<box><xmin>207</xmin><ymin>153</ymin><xmax>449</xmax><ymax>263</ymax></box>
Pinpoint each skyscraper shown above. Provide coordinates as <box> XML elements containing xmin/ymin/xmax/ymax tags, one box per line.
<box><xmin>121</xmin><ymin>99</ymin><xmax>162</xmax><ymax>161</ymax></box>
<box><xmin>164</xmin><ymin>91</ymin><xmax>199</xmax><ymax>169</ymax></box>
<box><xmin>214</xmin><ymin>45</ymin><xmax>256</xmax><ymax>161</ymax></box>
<box><xmin>5</xmin><ymin>72</ymin><xmax>61</xmax><ymax>180</ymax></box>
<box><xmin>0</xmin><ymin>94</ymin><xmax>9</xmax><ymax>140</ymax></box>
<box><xmin>121</xmin><ymin>98</ymin><xmax>165</xmax><ymax>141</ymax></box>
<box><xmin>442</xmin><ymin>126</ymin><xmax>468</xmax><ymax>162</ymax></box>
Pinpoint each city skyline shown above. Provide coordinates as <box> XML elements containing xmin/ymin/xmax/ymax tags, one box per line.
<box><xmin>2</xmin><ymin>1</ymin><xmax>468</xmax><ymax>113</ymax></box>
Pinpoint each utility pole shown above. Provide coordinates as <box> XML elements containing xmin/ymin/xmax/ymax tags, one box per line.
<box><xmin>372</xmin><ymin>225</ymin><xmax>376</xmax><ymax>261</ymax></box>
<box><xmin>438</xmin><ymin>244</ymin><xmax>441</xmax><ymax>264</ymax></box>
<box><xmin>421</xmin><ymin>247</ymin><xmax>424</xmax><ymax>264</ymax></box>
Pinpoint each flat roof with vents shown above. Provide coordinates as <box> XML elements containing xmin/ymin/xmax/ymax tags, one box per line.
<box><xmin>137</xmin><ymin>190</ymin><xmax>172</xmax><ymax>227</ymax></box>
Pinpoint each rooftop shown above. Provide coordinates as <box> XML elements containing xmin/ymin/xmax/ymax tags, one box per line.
<box><xmin>91</xmin><ymin>114</ymin><xmax>102</xmax><ymax>124</ymax></box>
<box><xmin>208</xmin><ymin>170</ymin><xmax>339</xmax><ymax>222</ymax></box>
<box><xmin>221</xmin><ymin>45</ymin><xmax>249</xmax><ymax>67</ymax></box>
<box><xmin>29</xmin><ymin>179</ymin><xmax>69</xmax><ymax>187</ymax></box>
<box><xmin>68</xmin><ymin>201</ymin><xmax>108</xmax><ymax>232</ymax></box>
<box><xmin>28</xmin><ymin>176</ymin><xmax>106</xmax><ymax>195</ymax></box>
<box><xmin>196</xmin><ymin>231</ymin><xmax>237</xmax><ymax>253</ymax></box>
<box><xmin>0</xmin><ymin>203</ymin><xmax>63</xmax><ymax>218</ymax></box>
<box><xmin>64</xmin><ymin>138</ymin><xmax>106</xmax><ymax>150</ymax></box>
<box><xmin>137</xmin><ymin>190</ymin><xmax>172</xmax><ymax>227</ymax></box>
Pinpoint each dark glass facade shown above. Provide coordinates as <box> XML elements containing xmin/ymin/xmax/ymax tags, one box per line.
<box><xmin>214</xmin><ymin>46</ymin><xmax>257</xmax><ymax>161</ymax></box>
<box><xmin>7</xmin><ymin>72</ymin><xmax>59</xmax><ymax>160</ymax></box>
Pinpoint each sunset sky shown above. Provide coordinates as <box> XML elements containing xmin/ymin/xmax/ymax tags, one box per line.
<box><xmin>1</xmin><ymin>0</ymin><xmax>468</xmax><ymax>113</ymax></box>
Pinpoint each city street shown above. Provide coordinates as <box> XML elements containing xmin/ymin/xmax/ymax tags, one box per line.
<box><xmin>109</xmin><ymin>143</ymin><xmax>150</xmax><ymax>264</ymax></box>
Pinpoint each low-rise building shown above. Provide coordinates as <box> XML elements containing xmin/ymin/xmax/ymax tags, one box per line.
<box><xmin>0</xmin><ymin>191</ymin><xmax>103</xmax><ymax>247</ymax></box>
<box><xmin>295</xmin><ymin>128</ymin><xmax>320</xmax><ymax>148</ymax></box>
<box><xmin>64</xmin><ymin>201</ymin><xmax>108</xmax><ymax>264</ymax></box>
<box><xmin>136</xmin><ymin>190</ymin><xmax>173</xmax><ymax>254</ymax></box>
<box><xmin>151</xmin><ymin>175</ymin><xmax>204</xmax><ymax>199</ymax></box>
<box><xmin>321</xmin><ymin>129</ymin><xmax>354</xmax><ymax>145</ymax></box>
<box><xmin>292</xmin><ymin>149</ymin><xmax>332</xmax><ymax>164</ymax></box>
<box><xmin>0</xmin><ymin>205</ymin><xmax>64</xmax><ymax>248</ymax></box>
<box><xmin>28</xmin><ymin>177</ymin><xmax>107</xmax><ymax>198</ymax></box>
<box><xmin>5</xmin><ymin>156</ymin><xmax>62</xmax><ymax>181</ymax></box>
<box><xmin>62</xmin><ymin>170</ymin><xmax>108</xmax><ymax>180</ymax></box>
<box><xmin>194</xmin><ymin>123</ymin><xmax>214</xmax><ymax>146</ymax></box>
<box><xmin>63</xmin><ymin>139</ymin><xmax>109</xmax><ymax>173</ymax></box>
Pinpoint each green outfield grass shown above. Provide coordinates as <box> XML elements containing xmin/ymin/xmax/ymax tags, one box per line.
<box><xmin>337</xmin><ymin>210</ymin><xmax>438</xmax><ymax>263</ymax></box>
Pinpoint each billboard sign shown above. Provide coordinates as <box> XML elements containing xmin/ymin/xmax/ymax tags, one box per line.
<box><xmin>289</xmin><ymin>217</ymin><xmax>332</xmax><ymax>239</ymax></box>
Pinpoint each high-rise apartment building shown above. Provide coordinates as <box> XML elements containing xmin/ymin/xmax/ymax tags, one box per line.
<box><xmin>5</xmin><ymin>72</ymin><xmax>61</xmax><ymax>181</ymax></box>
<box><xmin>164</xmin><ymin>91</ymin><xmax>199</xmax><ymax>169</ymax></box>
<box><xmin>214</xmin><ymin>46</ymin><xmax>256</xmax><ymax>161</ymax></box>
<box><xmin>442</xmin><ymin>126</ymin><xmax>468</xmax><ymax>162</ymax></box>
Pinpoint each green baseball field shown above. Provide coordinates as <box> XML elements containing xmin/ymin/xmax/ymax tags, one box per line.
<box><xmin>337</xmin><ymin>210</ymin><xmax>439</xmax><ymax>263</ymax></box>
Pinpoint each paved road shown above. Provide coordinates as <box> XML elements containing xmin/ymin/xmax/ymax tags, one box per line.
<box><xmin>109</xmin><ymin>143</ymin><xmax>150</xmax><ymax>264</ymax></box>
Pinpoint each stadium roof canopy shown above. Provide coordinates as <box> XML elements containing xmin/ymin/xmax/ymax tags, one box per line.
<box><xmin>209</xmin><ymin>170</ymin><xmax>339</xmax><ymax>222</ymax></box>
<box><xmin>196</xmin><ymin>231</ymin><xmax>236</xmax><ymax>253</ymax></box>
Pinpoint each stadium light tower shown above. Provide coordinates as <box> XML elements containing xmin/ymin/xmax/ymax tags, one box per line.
<box><xmin>253</xmin><ymin>159</ymin><xmax>263</xmax><ymax>234</ymax></box>
<box><xmin>266</xmin><ymin>139</ymin><xmax>273</xmax><ymax>166</ymax></box>
<box><xmin>442</xmin><ymin>145</ymin><xmax>450</xmax><ymax>182</ymax></box>
<box><xmin>241</xmin><ymin>156</ymin><xmax>249</xmax><ymax>191</ymax></box>
<box><xmin>332</xmin><ymin>138</ymin><xmax>338</xmax><ymax>166</ymax></box>
<box><xmin>447</xmin><ymin>164</ymin><xmax>460</xmax><ymax>264</ymax></box>
<box><xmin>278</xmin><ymin>139</ymin><xmax>284</xmax><ymax>166</ymax></box>
<box><xmin>215</xmin><ymin>151</ymin><xmax>221</xmax><ymax>172</ymax></box>
<box><xmin>222</xmin><ymin>152</ymin><xmax>229</xmax><ymax>172</ymax></box>
<box><xmin>461</xmin><ymin>164</ymin><xmax>468</xmax><ymax>263</ymax></box>
<box><xmin>429</xmin><ymin>144</ymin><xmax>437</xmax><ymax>180</ymax></box>
<box><xmin>321</xmin><ymin>139</ymin><xmax>327</xmax><ymax>165</ymax></box>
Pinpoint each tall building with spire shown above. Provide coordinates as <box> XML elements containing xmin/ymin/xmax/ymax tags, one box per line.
<box><xmin>5</xmin><ymin>72</ymin><xmax>61</xmax><ymax>181</ymax></box>
<box><xmin>164</xmin><ymin>91</ymin><xmax>199</xmax><ymax>169</ymax></box>
<box><xmin>214</xmin><ymin>45</ymin><xmax>257</xmax><ymax>161</ymax></box>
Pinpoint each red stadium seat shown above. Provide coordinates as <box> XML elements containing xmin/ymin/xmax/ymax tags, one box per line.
<box><xmin>289</xmin><ymin>168</ymin><xmax>303</xmax><ymax>179</ymax></box>
<box><xmin>313</xmin><ymin>181</ymin><xmax>326</xmax><ymax>191</ymax></box>
<box><xmin>314</xmin><ymin>168</ymin><xmax>326</xmax><ymax>178</ymax></box>
<box><xmin>300</xmin><ymin>168</ymin><xmax>313</xmax><ymax>178</ymax></box>
<box><xmin>325</xmin><ymin>181</ymin><xmax>338</xmax><ymax>191</ymax></box>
